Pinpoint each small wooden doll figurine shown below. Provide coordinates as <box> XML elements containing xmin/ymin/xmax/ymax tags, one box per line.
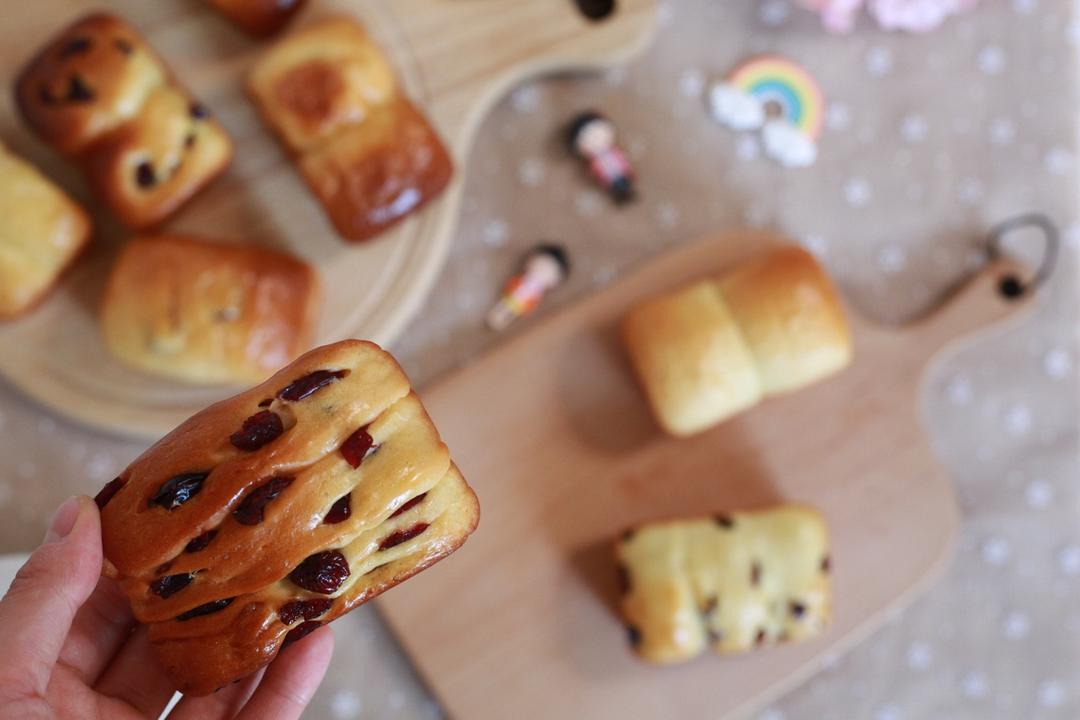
<box><xmin>486</xmin><ymin>244</ymin><xmax>570</xmax><ymax>331</ymax></box>
<box><xmin>567</xmin><ymin>111</ymin><xmax>636</xmax><ymax>204</ymax></box>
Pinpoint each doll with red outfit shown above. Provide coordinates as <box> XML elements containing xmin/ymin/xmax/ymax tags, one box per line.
<box><xmin>567</xmin><ymin>111</ymin><xmax>636</xmax><ymax>205</ymax></box>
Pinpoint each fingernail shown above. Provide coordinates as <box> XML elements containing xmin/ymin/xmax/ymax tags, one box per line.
<box><xmin>44</xmin><ymin>496</ymin><xmax>81</xmax><ymax>544</ymax></box>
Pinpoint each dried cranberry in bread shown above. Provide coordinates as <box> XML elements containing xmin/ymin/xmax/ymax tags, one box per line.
<box><xmin>15</xmin><ymin>13</ymin><xmax>232</xmax><ymax>229</ymax></box>
<box><xmin>615</xmin><ymin>505</ymin><xmax>831</xmax><ymax>664</ymax></box>
<box><xmin>95</xmin><ymin>340</ymin><xmax>480</xmax><ymax>694</ymax></box>
<box><xmin>206</xmin><ymin>0</ymin><xmax>307</xmax><ymax>37</ymax></box>
<box><xmin>248</xmin><ymin>16</ymin><xmax>452</xmax><ymax>242</ymax></box>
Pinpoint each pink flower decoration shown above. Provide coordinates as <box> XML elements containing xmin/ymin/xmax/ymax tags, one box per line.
<box><xmin>799</xmin><ymin>0</ymin><xmax>978</xmax><ymax>33</ymax></box>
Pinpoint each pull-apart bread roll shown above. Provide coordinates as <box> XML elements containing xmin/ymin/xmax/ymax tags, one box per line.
<box><xmin>615</xmin><ymin>505</ymin><xmax>830</xmax><ymax>664</ymax></box>
<box><xmin>93</xmin><ymin>339</ymin><xmax>480</xmax><ymax>694</ymax></box>
<box><xmin>248</xmin><ymin>17</ymin><xmax>453</xmax><ymax>242</ymax></box>
<box><xmin>16</xmin><ymin>14</ymin><xmax>232</xmax><ymax>229</ymax></box>
<box><xmin>101</xmin><ymin>235</ymin><xmax>319</xmax><ymax>385</ymax></box>
<box><xmin>623</xmin><ymin>246</ymin><xmax>851</xmax><ymax>436</ymax></box>
<box><xmin>206</xmin><ymin>0</ymin><xmax>308</xmax><ymax>37</ymax></box>
<box><xmin>0</xmin><ymin>143</ymin><xmax>91</xmax><ymax>319</ymax></box>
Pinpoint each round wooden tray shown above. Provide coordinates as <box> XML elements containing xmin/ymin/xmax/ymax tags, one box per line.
<box><xmin>0</xmin><ymin>0</ymin><xmax>656</xmax><ymax>438</ymax></box>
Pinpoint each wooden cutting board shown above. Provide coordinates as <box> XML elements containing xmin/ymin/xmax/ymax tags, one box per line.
<box><xmin>0</xmin><ymin>0</ymin><xmax>656</xmax><ymax>438</ymax></box>
<box><xmin>379</xmin><ymin>230</ymin><xmax>1033</xmax><ymax>720</ymax></box>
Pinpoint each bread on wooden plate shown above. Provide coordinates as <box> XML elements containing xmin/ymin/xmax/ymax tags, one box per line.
<box><xmin>206</xmin><ymin>0</ymin><xmax>307</xmax><ymax>37</ymax></box>
<box><xmin>100</xmin><ymin>235</ymin><xmax>319</xmax><ymax>385</ymax></box>
<box><xmin>248</xmin><ymin>16</ymin><xmax>453</xmax><ymax>242</ymax></box>
<box><xmin>15</xmin><ymin>13</ymin><xmax>232</xmax><ymax>229</ymax></box>
<box><xmin>622</xmin><ymin>246</ymin><xmax>852</xmax><ymax>436</ymax></box>
<box><xmin>0</xmin><ymin>142</ymin><xmax>92</xmax><ymax>319</ymax></box>
<box><xmin>93</xmin><ymin>339</ymin><xmax>480</xmax><ymax>695</ymax></box>
<box><xmin>615</xmin><ymin>505</ymin><xmax>831</xmax><ymax>664</ymax></box>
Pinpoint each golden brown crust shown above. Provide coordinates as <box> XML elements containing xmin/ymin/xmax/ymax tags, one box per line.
<box><xmin>96</xmin><ymin>340</ymin><xmax>480</xmax><ymax>694</ymax></box>
<box><xmin>0</xmin><ymin>143</ymin><xmax>92</xmax><ymax>320</ymax></box>
<box><xmin>623</xmin><ymin>245</ymin><xmax>852</xmax><ymax>436</ymax></box>
<box><xmin>100</xmin><ymin>235</ymin><xmax>319</xmax><ymax>384</ymax></box>
<box><xmin>15</xmin><ymin>13</ymin><xmax>233</xmax><ymax>229</ymax></box>
<box><xmin>248</xmin><ymin>16</ymin><xmax>452</xmax><ymax>242</ymax></box>
<box><xmin>615</xmin><ymin>505</ymin><xmax>831</xmax><ymax>664</ymax></box>
<box><xmin>206</xmin><ymin>0</ymin><xmax>307</xmax><ymax>38</ymax></box>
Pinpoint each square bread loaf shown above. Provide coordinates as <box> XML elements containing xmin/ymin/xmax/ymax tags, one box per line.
<box><xmin>94</xmin><ymin>339</ymin><xmax>480</xmax><ymax>694</ymax></box>
<box><xmin>615</xmin><ymin>505</ymin><xmax>831</xmax><ymax>664</ymax></box>
<box><xmin>248</xmin><ymin>16</ymin><xmax>453</xmax><ymax>242</ymax></box>
<box><xmin>0</xmin><ymin>143</ymin><xmax>91</xmax><ymax>319</ymax></box>
<box><xmin>100</xmin><ymin>235</ymin><xmax>319</xmax><ymax>385</ymax></box>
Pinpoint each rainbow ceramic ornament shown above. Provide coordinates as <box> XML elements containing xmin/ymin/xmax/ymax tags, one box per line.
<box><xmin>708</xmin><ymin>55</ymin><xmax>824</xmax><ymax>168</ymax></box>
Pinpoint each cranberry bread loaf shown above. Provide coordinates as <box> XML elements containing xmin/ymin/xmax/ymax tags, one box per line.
<box><xmin>101</xmin><ymin>235</ymin><xmax>319</xmax><ymax>384</ymax></box>
<box><xmin>622</xmin><ymin>246</ymin><xmax>852</xmax><ymax>436</ymax></box>
<box><xmin>206</xmin><ymin>0</ymin><xmax>307</xmax><ymax>37</ymax></box>
<box><xmin>93</xmin><ymin>339</ymin><xmax>480</xmax><ymax>694</ymax></box>
<box><xmin>248</xmin><ymin>16</ymin><xmax>453</xmax><ymax>242</ymax></box>
<box><xmin>16</xmin><ymin>14</ymin><xmax>232</xmax><ymax>229</ymax></box>
<box><xmin>0</xmin><ymin>143</ymin><xmax>91</xmax><ymax>319</ymax></box>
<box><xmin>615</xmin><ymin>506</ymin><xmax>831</xmax><ymax>664</ymax></box>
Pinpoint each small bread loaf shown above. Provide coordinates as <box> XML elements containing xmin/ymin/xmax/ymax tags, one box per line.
<box><xmin>16</xmin><ymin>13</ymin><xmax>232</xmax><ymax>229</ymax></box>
<box><xmin>615</xmin><ymin>505</ymin><xmax>831</xmax><ymax>664</ymax></box>
<box><xmin>206</xmin><ymin>0</ymin><xmax>307</xmax><ymax>37</ymax></box>
<box><xmin>248</xmin><ymin>16</ymin><xmax>453</xmax><ymax>242</ymax></box>
<box><xmin>93</xmin><ymin>339</ymin><xmax>480</xmax><ymax>694</ymax></box>
<box><xmin>101</xmin><ymin>235</ymin><xmax>319</xmax><ymax>384</ymax></box>
<box><xmin>623</xmin><ymin>246</ymin><xmax>851</xmax><ymax>436</ymax></box>
<box><xmin>0</xmin><ymin>143</ymin><xmax>92</xmax><ymax>319</ymax></box>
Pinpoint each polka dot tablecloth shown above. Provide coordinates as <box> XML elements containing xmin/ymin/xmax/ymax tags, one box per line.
<box><xmin>1</xmin><ymin>1</ymin><xmax>1077</xmax><ymax>718</ymax></box>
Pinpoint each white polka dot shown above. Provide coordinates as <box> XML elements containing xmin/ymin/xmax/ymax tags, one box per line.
<box><xmin>759</xmin><ymin>0</ymin><xmax>790</xmax><ymax>26</ymax></box>
<box><xmin>1038</xmin><ymin>679</ymin><xmax>1067</xmax><ymax>708</ymax></box>
<box><xmin>902</xmin><ymin>113</ymin><xmax>928</xmax><ymax>143</ymax></box>
<box><xmin>843</xmin><ymin>177</ymin><xmax>872</xmax><ymax>208</ymax></box>
<box><xmin>981</xmin><ymin>536</ymin><xmax>1012</xmax><ymax>566</ymax></box>
<box><xmin>905</xmin><ymin>641</ymin><xmax>933</xmax><ymax>670</ymax></box>
<box><xmin>977</xmin><ymin>46</ymin><xmax>1006</xmax><ymax>75</ymax></box>
<box><xmin>678</xmin><ymin>67</ymin><xmax>706</xmax><ymax>98</ymax></box>
<box><xmin>482</xmin><ymin>219</ymin><xmax>509</xmax><ymax>247</ymax></box>
<box><xmin>1042</xmin><ymin>348</ymin><xmax>1073</xmax><ymax>378</ymax></box>
<box><xmin>873</xmin><ymin>705</ymin><xmax>901</xmax><ymax>720</ymax></box>
<box><xmin>1024</xmin><ymin>479</ymin><xmax>1054</xmax><ymax>508</ymax></box>
<box><xmin>574</xmin><ymin>192</ymin><xmax>602</xmax><ymax>217</ymax></box>
<box><xmin>654</xmin><ymin>202</ymin><xmax>681</xmax><ymax>229</ymax></box>
<box><xmin>865</xmin><ymin>47</ymin><xmax>894</xmax><ymax>77</ymax></box>
<box><xmin>592</xmin><ymin>265</ymin><xmax>617</xmax><ymax>287</ymax></box>
<box><xmin>88</xmin><ymin>452</ymin><xmax>116</xmax><ymax>482</ymax></box>
<box><xmin>329</xmin><ymin>690</ymin><xmax>363</xmax><ymax>718</ymax></box>
<box><xmin>1002</xmin><ymin>610</ymin><xmax>1031</xmax><ymax>639</ymax></box>
<box><xmin>826</xmin><ymin>102</ymin><xmax>851</xmax><ymax>131</ymax></box>
<box><xmin>1058</xmin><ymin>544</ymin><xmax>1080</xmax><ymax>576</ymax></box>
<box><xmin>744</xmin><ymin>204</ymin><xmax>771</xmax><ymax>228</ymax></box>
<box><xmin>1012</xmin><ymin>0</ymin><xmax>1037</xmax><ymax>12</ymax></box>
<box><xmin>657</xmin><ymin>0</ymin><xmax>675</xmax><ymax>25</ymax></box>
<box><xmin>958</xmin><ymin>178</ymin><xmax>984</xmax><ymax>205</ymax></box>
<box><xmin>877</xmin><ymin>245</ymin><xmax>907</xmax><ymax>274</ymax></box>
<box><xmin>517</xmin><ymin>158</ymin><xmax>545</xmax><ymax>187</ymax></box>
<box><xmin>510</xmin><ymin>85</ymin><xmax>540</xmax><ymax>113</ymax></box>
<box><xmin>1045</xmin><ymin>146</ymin><xmax>1074</xmax><ymax>175</ymax></box>
<box><xmin>989</xmin><ymin>117</ymin><xmax>1016</xmax><ymax>145</ymax></box>
<box><xmin>735</xmin><ymin>134</ymin><xmax>761</xmax><ymax>161</ymax></box>
<box><xmin>1068</xmin><ymin>21</ymin><xmax>1080</xmax><ymax>46</ymax></box>
<box><xmin>1004</xmin><ymin>404</ymin><xmax>1033</xmax><ymax>436</ymax></box>
<box><xmin>961</xmin><ymin>670</ymin><xmax>990</xmax><ymax>698</ymax></box>
<box><xmin>757</xmin><ymin>709</ymin><xmax>785</xmax><ymax>720</ymax></box>
<box><xmin>455</xmin><ymin>292</ymin><xmax>479</xmax><ymax>312</ymax></box>
<box><xmin>387</xmin><ymin>691</ymin><xmax>407</xmax><ymax>711</ymax></box>
<box><xmin>605</xmin><ymin>66</ymin><xmax>628</xmax><ymax>86</ymax></box>
<box><xmin>38</xmin><ymin>417</ymin><xmax>57</xmax><ymax>435</ymax></box>
<box><xmin>1065</xmin><ymin>223</ymin><xmax>1080</xmax><ymax>249</ymax></box>
<box><xmin>801</xmin><ymin>233</ymin><xmax>828</xmax><ymax>257</ymax></box>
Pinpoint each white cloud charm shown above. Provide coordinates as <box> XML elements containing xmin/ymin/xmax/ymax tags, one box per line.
<box><xmin>707</xmin><ymin>83</ymin><xmax>766</xmax><ymax>131</ymax></box>
<box><xmin>761</xmin><ymin>119</ymin><xmax>818</xmax><ymax>167</ymax></box>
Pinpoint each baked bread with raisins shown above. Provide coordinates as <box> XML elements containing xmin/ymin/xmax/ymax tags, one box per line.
<box><xmin>94</xmin><ymin>339</ymin><xmax>480</xmax><ymax>695</ymax></box>
<box><xmin>100</xmin><ymin>234</ymin><xmax>319</xmax><ymax>385</ymax></box>
<box><xmin>615</xmin><ymin>506</ymin><xmax>830</xmax><ymax>664</ymax></box>
<box><xmin>0</xmin><ymin>142</ymin><xmax>92</xmax><ymax>319</ymax></box>
<box><xmin>206</xmin><ymin>0</ymin><xmax>307</xmax><ymax>37</ymax></box>
<box><xmin>15</xmin><ymin>13</ymin><xmax>232</xmax><ymax>229</ymax></box>
<box><xmin>248</xmin><ymin>16</ymin><xmax>452</xmax><ymax>242</ymax></box>
<box><xmin>622</xmin><ymin>246</ymin><xmax>852</xmax><ymax>436</ymax></box>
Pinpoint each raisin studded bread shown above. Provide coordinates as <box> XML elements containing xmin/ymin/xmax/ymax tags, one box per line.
<box><xmin>94</xmin><ymin>340</ymin><xmax>480</xmax><ymax>694</ymax></box>
<box><xmin>248</xmin><ymin>16</ymin><xmax>453</xmax><ymax>242</ymax></box>
<box><xmin>0</xmin><ymin>142</ymin><xmax>91</xmax><ymax>319</ymax></box>
<box><xmin>615</xmin><ymin>506</ymin><xmax>831</xmax><ymax>663</ymax></box>
<box><xmin>16</xmin><ymin>13</ymin><xmax>232</xmax><ymax>229</ymax></box>
<box><xmin>100</xmin><ymin>235</ymin><xmax>319</xmax><ymax>385</ymax></box>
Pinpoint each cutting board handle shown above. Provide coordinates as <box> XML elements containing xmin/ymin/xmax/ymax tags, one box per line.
<box><xmin>388</xmin><ymin>0</ymin><xmax>658</xmax><ymax>142</ymax></box>
<box><xmin>901</xmin><ymin>257</ymin><xmax>1034</xmax><ymax>365</ymax></box>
